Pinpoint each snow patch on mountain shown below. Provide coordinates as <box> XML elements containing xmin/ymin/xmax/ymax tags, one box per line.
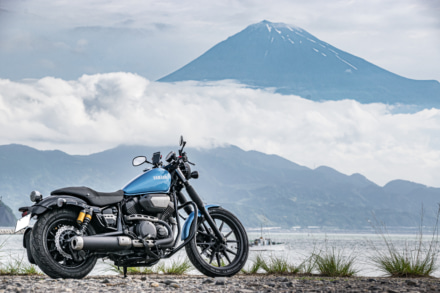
<box><xmin>335</xmin><ymin>55</ymin><xmax>358</xmax><ymax>70</ymax></box>
<box><xmin>265</xmin><ymin>23</ymin><xmax>271</xmax><ymax>33</ymax></box>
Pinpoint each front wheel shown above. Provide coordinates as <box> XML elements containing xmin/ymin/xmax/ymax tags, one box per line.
<box><xmin>30</xmin><ymin>208</ymin><xmax>98</xmax><ymax>279</ymax></box>
<box><xmin>185</xmin><ymin>207</ymin><xmax>249</xmax><ymax>277</ymax></box>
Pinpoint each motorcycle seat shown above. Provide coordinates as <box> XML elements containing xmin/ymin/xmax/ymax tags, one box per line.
<box><xmin>51</xmin><ymin>187</ymin><xmax>124</xmax><ymax>206</ymax></box>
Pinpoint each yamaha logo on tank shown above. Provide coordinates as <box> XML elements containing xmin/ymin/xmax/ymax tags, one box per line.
<box><xmin>153</xmin><ymin>175</ymin><xmax>170</xmax><ymax>180</ymax></box>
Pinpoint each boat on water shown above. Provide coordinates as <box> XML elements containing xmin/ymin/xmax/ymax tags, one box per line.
<box><xmin>249</xmin><ymin>236</ymin><xmax>285</xmax><ymax>251</ymax></box>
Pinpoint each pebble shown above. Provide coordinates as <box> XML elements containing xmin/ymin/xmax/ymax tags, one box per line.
<box><xmin>169</xmin><ymin>283</ymin><xmax>180</xmax><ymax>288</ymax></box>
<box><xmin>163</xmin><ymin>279</ymin><xmax>179</xmax><ymax>285</ymax></box>
<box><xmin>1</xmin><ymin>274</ymin><xmax>440</xmax><ymax>292</ymax></box>
<box><xmin>214</xmin><ymin>277</ymin><xmax>226</xmax><ymax>285</ymax></box>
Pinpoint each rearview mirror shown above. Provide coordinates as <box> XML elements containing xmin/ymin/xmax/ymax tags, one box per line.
<box><xmin>132</xmin><ymin>156</ymin><xmax>147</xmax><ymax>166</ymax></box>
<box><xmin>180</xmin><ymin>135</ymin><xmax>184</xmax><ymax>146</ymax></box>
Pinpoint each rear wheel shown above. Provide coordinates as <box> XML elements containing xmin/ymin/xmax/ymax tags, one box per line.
<box><xmin>185</xmin><ymin>207</ymin><xmax>248</xmax><ymax>277</ymax></box>
<box><xmin>30</xmin><ymin>208</ymin><xmax>97</xmax><ymax>279</ymax></box>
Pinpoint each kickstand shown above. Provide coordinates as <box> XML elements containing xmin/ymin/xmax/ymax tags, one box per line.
<box><xmin>123</xmin><ymin>266</ymin><xmax>127</xmax><ymax>278</ymax></box>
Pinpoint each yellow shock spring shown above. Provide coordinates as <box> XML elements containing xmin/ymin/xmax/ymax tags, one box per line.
<box><xmin>77</xmin><ymin>210</ymin><xmax>86</xmax><ymax>224</ymax></box>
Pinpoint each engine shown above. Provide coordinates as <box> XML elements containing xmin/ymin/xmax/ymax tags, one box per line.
<box><xmin>122</xmin><ymin>194</ymin><xmax>171</xmax><ymax>217</ymax></box>
<box><xmin>122</xmin><ymin>194</ymin><xmax>175</xmax><ymax>240</ymax></box>
<box><xmin>127</xmin><ymin>220</ymin><xmax>170</xmax><ymax>240</ymax></box>
<box><xmin>97</xmin><ymin>207</ymin><xmax>118</xmax><ymax>229</ymax></box>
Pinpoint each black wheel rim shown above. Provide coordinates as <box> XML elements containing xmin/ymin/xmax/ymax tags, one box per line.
<box><xmin>45</xmin><ymin>219</ymin><xmax>89</xmax><ymax>268</ymax></box>
<box><xmin>195</xmin><ymin>214</ymin><xmax>242</xmax><ymax>269</ymax></box>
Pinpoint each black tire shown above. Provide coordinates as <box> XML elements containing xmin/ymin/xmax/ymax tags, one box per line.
<box><xmin>24</xmin><ymin>230</ymin><xmax>35</xmax><ymax>264</ymax></box>
<box><xmin>30</xmin><ymin>208</ymin><xmax>98</xmax><ymax>279</ymax></box>
<box><xmin>185</xmin><ymin>207</ymin><xmax>249</xmax><ymax>277</ymax></box>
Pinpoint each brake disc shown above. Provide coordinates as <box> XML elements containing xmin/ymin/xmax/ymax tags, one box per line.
<box><xmin>55</xmin><ymin>225</ymin><xmax>79</xmax><ymax>260</ymax></box>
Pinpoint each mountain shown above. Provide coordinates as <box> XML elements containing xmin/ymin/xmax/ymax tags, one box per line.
<box><xmin>159</xmin><ymin>20</ymin><xmax>440</xmax><ymax>107</ymax></box>
<box><xmin>1</xmin><ymin>144</ymin><xmax>440</xmax><ymax>229</ymax></box>
<box><xmin>0</xmin><ymin>199</ymin><xmax>16</xmax><ymax>227</ymax></box>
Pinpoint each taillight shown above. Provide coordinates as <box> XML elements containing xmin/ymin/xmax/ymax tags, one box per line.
<box><xmin>21</xmin><ymin>210</ymin><xmax>29</xmax><ymax>217</ymax></box>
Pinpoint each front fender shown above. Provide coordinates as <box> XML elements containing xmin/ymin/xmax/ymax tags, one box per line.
<box><xmin>29</xmin><ymin>195</ymin><xmax>89</xmax><ymax>216</ymax></box>
<box><xmin>181</xmin><ymin>204</ymin><xmax>220</xmax><ymax>240</ymax></box>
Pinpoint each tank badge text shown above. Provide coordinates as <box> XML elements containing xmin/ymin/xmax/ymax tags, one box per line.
<box><xmin>153</xmin><ymin>175</ymin><xmax>170</xmax><ymax>180</ymax></box>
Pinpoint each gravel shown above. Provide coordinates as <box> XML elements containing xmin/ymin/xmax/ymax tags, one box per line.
<box><xmin>1</xmin><ymin>274</ymin><xmax>440</xmax><ymax>292</ymax></box>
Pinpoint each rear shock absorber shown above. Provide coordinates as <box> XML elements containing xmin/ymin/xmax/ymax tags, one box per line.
<box><xmin>77</xmin><ymin>208</ymin><xmax>93</xmax><ymax>235</ymax></box>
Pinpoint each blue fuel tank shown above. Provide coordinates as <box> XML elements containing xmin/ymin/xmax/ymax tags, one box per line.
<box><xmin>123</xmin><ymin>168</ymin><xmax>171</xmax><ymax>196</ymax></box>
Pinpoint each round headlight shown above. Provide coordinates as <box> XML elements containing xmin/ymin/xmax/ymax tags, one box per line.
<box><xmin>30</xmin><ymin>190</ymin><xmax>43</xmax><ymax>203</ymax></box>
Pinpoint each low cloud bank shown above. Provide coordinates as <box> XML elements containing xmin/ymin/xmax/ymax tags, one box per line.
<box><xmin>1</xmin><ymin>72</ymin><xmax>439</xmax><ymax>187</ymax></box>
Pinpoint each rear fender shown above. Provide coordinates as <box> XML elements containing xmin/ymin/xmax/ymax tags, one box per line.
<box><xmin>181</xmin><ymin>204</ymin><xmax>220</xmax><ymax>240</ymax></box>
<box><xmin>28</xmin><ymin>195</ymin><xmax>89</xmax><ymax>216</ymax></box>
<box><xmin>23</xmin><ymin>227</ymin><xmax>32</xmax><ymax>248</ymax></box>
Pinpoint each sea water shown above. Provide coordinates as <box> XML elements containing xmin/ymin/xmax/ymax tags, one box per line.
<box><xmin>1</xmin><ymin>232</ymin><xmax>438</xmax><ymax>277</ymax></box>
<box><xmin>246</xmin><ymin>232</ymin><xmax>440</xmax><ymax>277</ymax></box>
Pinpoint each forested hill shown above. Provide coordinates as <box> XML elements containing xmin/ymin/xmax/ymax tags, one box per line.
<box><xmin>0</xmin><ymin>199</ymin><xmax>16</xmax><ymax>227</ymax></box>
<box><xmin>1</xmin><ymin>144</ymin><xmax>440</xmax><ymax>229</ymax></box>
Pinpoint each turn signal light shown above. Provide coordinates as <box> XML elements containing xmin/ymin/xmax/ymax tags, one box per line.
<box><xmin>30</xmin><ymin>191</ymin><xmax>43</xmax><ymax>203</ymax></box>
<box><xmin>191</xmin><ymin>171</ymin><xmax>199</xmax><ymax>179</ymax></box>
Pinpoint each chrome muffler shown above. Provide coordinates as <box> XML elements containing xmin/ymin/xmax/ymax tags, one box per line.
<box><xmin>71</xmin><ymin>235</ymin><xmax>153</xmax><ymax>251</ymax></box>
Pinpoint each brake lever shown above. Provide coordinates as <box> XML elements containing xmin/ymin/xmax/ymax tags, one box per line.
<box><xmin>187</xmin><ymin>161</ymin><xmax>195</xmax><ymax>166</ymax></box>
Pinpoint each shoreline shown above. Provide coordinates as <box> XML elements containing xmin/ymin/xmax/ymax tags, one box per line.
<box><xmin>1</xmin><ymin>274</ymin><xmax>440</xmax><ymax>292</ymax></box>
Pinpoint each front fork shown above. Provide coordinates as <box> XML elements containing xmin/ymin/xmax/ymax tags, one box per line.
<box><xmin>176</xmin><ymin>167</ymin><xmax>226</xmax><ymax>244</ymax></box>
<box><xmin>184</xmin><ymin>183</ymin><xmax>226</xmax><ymax>243</ymax></box>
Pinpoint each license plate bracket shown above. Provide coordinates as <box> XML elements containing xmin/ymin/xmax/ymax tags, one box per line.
<box><xmin>15</xmin><ymin>214</ymin><xmax>31</xmax><ymax>232</ymax></box>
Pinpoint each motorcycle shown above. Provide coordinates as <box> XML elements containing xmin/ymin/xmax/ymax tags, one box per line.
<box><xmin>15</xmin><ymin>136</ymin><xmax>249</xmax><ymax>279</ymax></box>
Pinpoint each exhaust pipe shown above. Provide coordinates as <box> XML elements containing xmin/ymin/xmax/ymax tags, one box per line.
<box><xmin>71</xmin><ymin>236</ymin><xmax>152</xmax><ymax>251</ymax></box>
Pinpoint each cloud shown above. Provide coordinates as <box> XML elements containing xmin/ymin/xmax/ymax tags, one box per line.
<box><xmin>1</xmin><ymin>73</ymin><xmax>440</xmax><ymax>187</ymax></box>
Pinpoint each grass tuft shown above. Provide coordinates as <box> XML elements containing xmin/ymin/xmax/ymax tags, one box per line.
<box><xmin>369</xmin><ymin>208</ymin><xmax>439</xmax><ymax>278</ymax></box>
<box><xmin>241</xmin><ymin>254</ymin><xmax>264</xmax><ymax>274</ymax></box>
<box><xmin>0</xmin><ymin>255</ymin><xmax>42</xmax><ymax>275</ymax></box>
<box><xmin>260</xmin><ymin>256</ymin><xmax>285</xmax><ymax>274</ymax></box>
<box><xmin>298</xmin><ymin>253</ymin><xmax>317</xmax><ymax>275</ymax></box>
<box><xmin>109</xmin><ymin>257</ymin><xmax>192</xmax><ymax>275</ymax></box>
<box><xmin>20</xmin><ymin>264</ymin><xmax>42</xmax><ymax>275</ymax></box>
<box><xmin>0</xmin><ymin>236</ymin><xmax>8</xmax><ymax>267</ymax></box>
<box><xmin>242</xmin><ymin>254</ymin><xmax>301</xmax><ymax>275</ymax></box>
<box><xmin>313</xmin><ymin>247</ymin><xmax>358</xmax><ymax>277</ymax></box>
<box><xmin>108</xmin><ymin>264</ymin><xmax>161</xmax><ymax>275</ymax></box>
<box><xmin>161</xmin><ymin>258</ymin><xmax>192</xmax><ymax>274</ymax></box>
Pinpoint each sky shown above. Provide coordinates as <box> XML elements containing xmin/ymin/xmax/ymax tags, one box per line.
<box><xmin>1</xmin><ymin>0</ymin><xmax>440</xmax><ymax>188</ymax></box>
<box><xmin>0</xmin><ymin>0</ymin><xmax>439</xmax><ymax>81</ymax></box>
